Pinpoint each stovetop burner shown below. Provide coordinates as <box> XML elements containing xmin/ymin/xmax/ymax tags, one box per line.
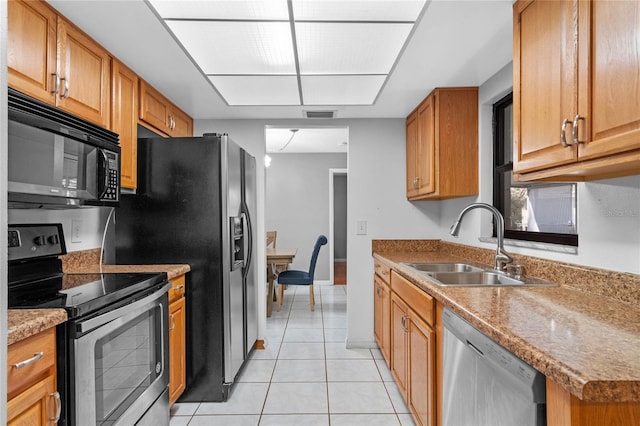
<box><xmin>8</xmin><ymin>223</ymin><xmax>167</xmax><ymax>318</ymax></box>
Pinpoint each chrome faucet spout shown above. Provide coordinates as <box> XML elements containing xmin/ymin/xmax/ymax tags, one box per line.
<box><xmin>449</xmin><ymin>203</ymin><xmax>513</xmax><ymax>271</ymax></box>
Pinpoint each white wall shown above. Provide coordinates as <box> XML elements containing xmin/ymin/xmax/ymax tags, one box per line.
<box><xmin>265</xmin><ymin>153</ymin><xmax>347</xmax><ymax>280</ymax></box>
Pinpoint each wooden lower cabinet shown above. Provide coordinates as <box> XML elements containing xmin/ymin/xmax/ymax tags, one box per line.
<box><xmin>373</xmin><ymin>272</ymin><xmax>391</xmax><ymax>365</ymax></box>
<box><xmin>388</xmin><ymin>270</ymin><xmax>436</xmax><ymax>426</ymax></box>
<box><xmin>168</xmin><ymin>274</ymin><xmax>187</xmax><ymax>405</ymax></box>
<box><xmin>7</xmin><ymin>328</ymin><xmax>60</xmax><ymax>426</ymax></box>
<box><xmin>7</xmin><ymin>375</ymin><xmax>57</xmax><ymax>426</ymax></box>
<box><xmin>390</xmin><ymin>293</ymin><xmax>409</xmax><ymax>400</ymax></box>
<box><xmin>408</xmin><ymin>309</ymin><xmax>435</xmax><ymax>426</ymax></box>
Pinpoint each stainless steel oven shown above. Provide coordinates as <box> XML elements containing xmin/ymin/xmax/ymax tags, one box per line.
<box><xmin>8</xmin><ymin>223</ymin><xmax>171</xmax><ymax>426</ymax></box>
<box><xmin>69</xmin><ymin>282</ymin><xmax>170</xmax><ymax>426</ymax></box>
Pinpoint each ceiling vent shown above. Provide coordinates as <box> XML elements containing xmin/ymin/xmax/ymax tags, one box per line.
<box><xmin>304</xmin><ymin>110</ymin><xmax>336</xmax><ymax>119</ymax></box>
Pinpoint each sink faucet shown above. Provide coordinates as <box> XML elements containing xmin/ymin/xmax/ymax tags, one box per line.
<box><xmin>449</xmin><ymin>203</ymin><xmax>513</xmax><ymax>271</ymax></box>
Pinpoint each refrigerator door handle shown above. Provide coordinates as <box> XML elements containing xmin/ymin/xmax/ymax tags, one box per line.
<box><xmin>242</xmin><ymin>207</ymin><xmax>253</xmax><ymax>277</ymax></box>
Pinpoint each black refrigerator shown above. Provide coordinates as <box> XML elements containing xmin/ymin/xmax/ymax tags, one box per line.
<box><xmin>115</xmin><ymin>133</ymin><xmax>257</xmax><ymax>402</ymax></box>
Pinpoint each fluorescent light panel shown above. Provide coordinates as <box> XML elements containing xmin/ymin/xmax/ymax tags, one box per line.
<box><xmin>209</xmin><ymin>75</ymin><xmax>300</xmax><ymax>105</ymax></box>
<box><xmin>150</xmin><ymin>0</ymin><xmax>427</xmax><ymax>106</ymax></box>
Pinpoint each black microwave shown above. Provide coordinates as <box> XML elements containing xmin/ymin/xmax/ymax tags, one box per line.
<box><xmin>8</xmin><ymin>88</ymin><xmax>120</xmax><ymax>208</ymax></box>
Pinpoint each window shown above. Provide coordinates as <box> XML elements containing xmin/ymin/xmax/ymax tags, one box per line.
<box><xmin>493</xmin><ymin>93</ymin><xmax>578</xmax><ymax>246</ymax></box>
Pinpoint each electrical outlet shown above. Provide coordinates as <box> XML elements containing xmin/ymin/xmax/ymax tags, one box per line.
<box><xmin>356</xmin><ymin>220</ymin><xmax>367</xmax><ymax>235</ymax></box>
<box><xmin>71</xmin><ymin>220</ymin><xmax>82</xmax><ymax>243</ymax></box>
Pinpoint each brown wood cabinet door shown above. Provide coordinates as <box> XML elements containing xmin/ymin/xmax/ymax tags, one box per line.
<box><xmin>57</xmin><ymin>17</ymin><xmax>111</xmax><ymax>127</ymax></box>
<box><xmin>112</xmin><ymin>60</ymin><xmax>139</xmax><ymax>189</ymax></box>
<box><xmin>374</xmin><ymin>275</ymin><xmax>391</xmax><ymax>365</ymax></box>
<box><xmin>139</xmin><ymin>80</ymin><xmax>171</xmax><ymax>136</ymax></box>
<box><xmin>576</xmin><ymin>1</ymin><xmax>640</xmax><ymax>161</ymax></box>
<box><xmin>513</xmin><ymin>0</ymin><xmax>578</xmax><ymax>174</ymax></box>
<box><xmin>390</xmin><ymin>293</ymin><xmax>408</xmax><ymax>400</ymax></box>
<box><xmin>406</xmin><ymin>112</ymin><xmax>419</xmax><ymax>198</ymax></box>
<box><xmin>416</xmin><ymin>95</ymin><xmax>435</xmax><ymax>195</ymax></box>
<box><xmin>7</xmin><ymin>0</ymin><xmax>57</xmax><ymax>104</ymax></box>
<box><xmin>169</xmin><ymin>297</ymin><xmax>186</xmax><ymax>405</ymax></box>
<box><xmin>169</xmin><ymin>108</ymin><xmax>194</xmax><ymax>137</ymax></box>
<box><xmin>7</xmin><ymin>374</ymin><xmax>57</xmax><ymax>426</ymax></box>
<box><xmin>408</xmin><ymin>310</ymin><xmax>436</xmax><ymax>426</ymax></box>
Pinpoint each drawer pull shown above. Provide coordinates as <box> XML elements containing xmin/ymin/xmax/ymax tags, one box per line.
<box><xmin>174</xmin><ymin>285</ymin><xmax>184</xmax><ymax>291</ymax></box>
<box><xmin>50</xmin><ymin>391</ymin><xmax>62</xmax><ymax>422</ymax></box>
<box><xmin>13</xmin><ymin>351</ymin><xmax>44</xmax><ymax>369</ymax></box>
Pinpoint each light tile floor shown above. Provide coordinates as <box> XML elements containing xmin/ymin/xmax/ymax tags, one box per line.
<box><xmin>170</xmin><ymin>285</ymin><xmax>416</xmax><ymax>426</ymax></box>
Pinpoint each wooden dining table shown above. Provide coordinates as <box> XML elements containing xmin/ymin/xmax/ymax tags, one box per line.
<box><xmin>266</xmin><ymin>247</ymin><xmax>297</xmax><ymax>317</ymax></box>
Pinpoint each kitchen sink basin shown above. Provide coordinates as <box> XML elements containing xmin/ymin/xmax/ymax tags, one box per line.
<box><xmin>428</xmin><ymin>271</ymin><xmax>525</xmax><ymax>286</ymax></box>
<box><xmin>403</xmin><ymin>262</ymin><xmax>483</xmax><ymax>273</ymax></box>
<box><xmin>403</xmin><ymin>262</ymin><xmax>557</xmax><ymax>287</ymax></box>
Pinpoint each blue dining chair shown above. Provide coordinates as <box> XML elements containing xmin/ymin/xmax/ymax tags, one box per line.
<box><xmin>277</xmin><ymin>235</ymin><xmax>328</xmax><ymax>312</ymax></box>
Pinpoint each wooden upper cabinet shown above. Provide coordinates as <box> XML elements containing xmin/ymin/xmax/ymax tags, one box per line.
<box><xmin>7</xmin><ymin>0</ymin><xmax>57</xmax><ymax>104</ymax></box>
<box><xmin>406</xmin><ymin>111</ymin><xmax>419</xmax><ymax>197</ymax></box>
<box><xmin>56</xmin><ymin>17</ymin><xmax>111</xmax><ymax>127</ymax></box>
<box><xmin>513</xmin><ymin>0</ymin><xmax>640</xmax><ymax>181</ymax></box>
<box><xmin>576</xmin><ymin>1</ymin><xmax>640</xmax><ymax>161</ymax></box>
<box><xmin>139</xmin><ymin>80</ymin><xmax>193</xmax><ymax>138</ymax></box>
<box><xmin>406</xmin><ymin>87</ymin><xmax>478</xmax><ymax>200</ymax></box>
<box><xmin>8</xmin><ymin>0</ymin><xmax>111</xmax><ymax>128</ymax></box>
<box><xmin>513</xmin><ymin>0</ymin><xmax>578</xmax><ymax>174</ymax></box>
<box><xmin>112</xmin><ymin>59</ymin><xmax>139</xmax><ymax>189</ymax></box>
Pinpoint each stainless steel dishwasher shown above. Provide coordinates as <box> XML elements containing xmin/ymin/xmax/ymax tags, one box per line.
<box><xmin>442</xmin><ymin>308</ymin><xmax>546</xmax><ymax>426</ymax></box>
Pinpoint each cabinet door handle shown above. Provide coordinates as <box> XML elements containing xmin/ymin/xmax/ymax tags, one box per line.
<box><xmin>413</xmin><ymin>177</ymin><xmax>419</xmax><ymax>189</ymax></box>
<box><xmin>50</xmin><ymin>391</ymin><xmax>62</xmax><ymax>422</ymax></box>
<box><xmin>560</xmin><ymin>118</ymin><xmax>570</xmax><ymax>148</ymax></box>
<box><xmin>401</xmin><ymin>315</ymin><xmax>408</xmax><ymax>332</ymax></box>
<box><xmin>60</xmin><ymin>77</ymin><xmax>70</xmax><ymax>99</ymax></box>
<box><xmin>572</xmin><ymin>114</ymin><xmax>584</xmax><ymax>145</ymax></box>
<box><xmin>51</xmin><ymin>73</ymin><xmax>60</xmax><ymax>95</ymax></box>
<box><xmin>169</xmin><ymin>314</ymin><xmax>176</xmax><ymax>331</ymax></box>
<box><xmin>13</xmin><ymin>352</ymin><xmax>44</xmax><ymax>369</ymax></box>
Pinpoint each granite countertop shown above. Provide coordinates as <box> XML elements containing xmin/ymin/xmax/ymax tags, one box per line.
<box><xmin>7</xmin><ymin>248</ymin><xmax>191</xmax><ymax>346</ymax></box>
<box><xmin>67</xmin><ymin>263</ymin><xmax>191</xmax><ymax>280</ymax></box>
<box><xmin>374</xmin><ymin>249</ymin><xmax>640</xmax><ymax>403</ymax></box>
<box><xmin>8</xmin><ymin>309</ymin><xmax>68</xmax><ymax>346</ymax></box>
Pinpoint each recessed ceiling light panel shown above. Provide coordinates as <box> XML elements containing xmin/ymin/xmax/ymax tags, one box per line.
<box><xmin>210</xmin><ymin>75</ymin><xmax>300</xmax><ymax>105</ymax></box>
<box><xmin>151</xmin><ymin>0</ymin><xmax>289</xmax><ymax>20</ymax></box>
<box><xmin>296</xmin><ymin>22</ymin><xmax>413</xmax><ymax>74</ymax></box>
<box><xmin>302</xmin><ymin>75</ymin><xmax>386</xmax><ymax>105</ymax></box>
<box><xmin>292</xmin><ymin>0</ymin><xmax>427</xmax><ymax>22</ymax></box>
<box><xmin>167</xmin><ymin>20</ymin><xmax>296</xmax><ymax>74</ymax></box>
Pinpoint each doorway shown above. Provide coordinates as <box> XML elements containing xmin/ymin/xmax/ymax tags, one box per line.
<box><xmin>329</xmin><ymin>168</ymin><xmax>348</xmax><ymax>285</ymax></box>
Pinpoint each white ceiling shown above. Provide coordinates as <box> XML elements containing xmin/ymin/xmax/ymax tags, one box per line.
<box><xmin>149</xmin><ymin>0</ymin><xmax>427</xmax><ymax>107</ymax></box>
<box><xmin>47</xmin><ymin>0</ymin><xmax>514</xmax><ymax>120</ymax></box>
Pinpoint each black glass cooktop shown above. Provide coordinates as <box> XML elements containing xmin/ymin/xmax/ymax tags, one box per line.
<box><xmin>8</xmin><ymin>272</ymin><xmax>167</xmax><ymax>318</ymax></box>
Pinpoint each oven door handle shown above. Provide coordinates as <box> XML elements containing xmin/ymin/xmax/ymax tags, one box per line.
<box><xmin>77</xmin><ymin>282</ymin><xmax>171</xmax><ymax>334</ymax></box>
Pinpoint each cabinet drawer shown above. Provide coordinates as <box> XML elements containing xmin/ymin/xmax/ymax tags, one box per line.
<box><xmin>390</xmin><ymin>271</ymin><xmax>434</xmax><ymax>326</ymax></box>
<box><xmin>374</xmin><ymin>260</ymin><xmax>391</xmax><ymax>283</ymax></box>
<box><xmin>168</xmin><ymin>275</ymin><xmax>186</xmax><ymax>303</ymax></box>
<box><xmin>8</xmin><ymin>328</ymin><xmax>56</xmax><ymax>398</ymax></box>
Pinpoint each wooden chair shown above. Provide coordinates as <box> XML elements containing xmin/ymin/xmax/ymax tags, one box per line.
<box><xmin>277</xmin><ymin>235</ymin><xmax>327</xmax><ymax>312</ymax></box>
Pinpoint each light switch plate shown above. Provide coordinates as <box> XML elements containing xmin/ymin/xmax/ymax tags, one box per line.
<box><xmin>356</xmin><ymin>220</ymin><xmax>367</xmax><ymax>235</ymax></box>
<box><xmin>71</xmin><ymin>220</ymin><xmax>82</xmax><ymax>243</ymax></box>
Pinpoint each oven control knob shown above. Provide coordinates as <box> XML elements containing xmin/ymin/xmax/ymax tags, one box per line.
<box><xmin>156</xmin><ymin>362</ymin><xmax>161</xmax><ymax>374</ymax></box>
<box><xmin>48</xmin><ymin>235</ymin><xmax>60</xmax><ymax>245</ymax></box>
<box><xmin>33</xmin><ymin>235</ymin><xmax>46</xmax><ymax>246</ymax></box>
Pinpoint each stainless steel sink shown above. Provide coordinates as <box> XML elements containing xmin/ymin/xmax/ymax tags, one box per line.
<box><xmin>429</xmin><ymin>271</ymin><xmax>525</xmax><ymax>286</ymax></box>
<box><xmin>403</xmin><ymin>262</ymin><xmax>557</xmax><ymax>287</ymax></box>
<box><xmin>403</xmin><ymin>262</ymin><xmax>483</xmax><ymax>273</ymax></box>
